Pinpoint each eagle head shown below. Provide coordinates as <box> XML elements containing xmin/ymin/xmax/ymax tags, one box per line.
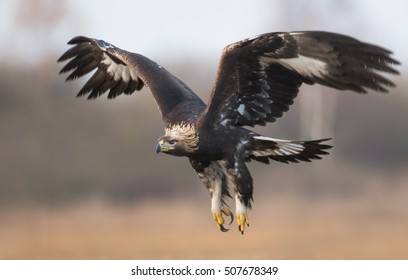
<box><xmin>156</xmin><ymin>136</ymin><xmax>184</xmax><ymax>156</ymax></box>
<box><xmin>156</xmin><ymin>122</ymin><xmax>198</xmax><ymax>156</ymax></box>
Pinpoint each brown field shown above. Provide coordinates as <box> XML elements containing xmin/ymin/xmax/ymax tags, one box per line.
<box><xmin>1</xmin><ymin>180</ymin><xmax>407</xmax><ymax>260</ymax></box>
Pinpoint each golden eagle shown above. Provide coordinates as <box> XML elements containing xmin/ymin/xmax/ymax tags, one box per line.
<box><xmin>58</xmin><ymin>31</ymin><xmax>399</xmax><ymax>234</ymax></box>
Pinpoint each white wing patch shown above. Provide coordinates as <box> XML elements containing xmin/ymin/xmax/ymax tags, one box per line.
<box><xmin>260</xmin><ymin>54</ymin><xmax>327</xmax><ymax>79</ymax></box>
<box><xmin>101</xmin><ymin>53</ymin><xmax>138</xmax><ymax>83</ymax></box>
<box><xmin>252</xmin><ymin>135</ymin><xmax>305</xmax><ymax>157</ymax></box>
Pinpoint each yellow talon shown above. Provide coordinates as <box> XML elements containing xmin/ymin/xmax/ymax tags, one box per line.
<box><xmin>237</xmin><ymin>214</ymin><xmax>249</xmax><ymax>234</ymax></box>
<box><xmin>213</xmin><ymin>212</ymin><xmax>225</xmax><ymax>227</ymax></box>
<box><xmin>213</xmin><ymin>208</ymin><xmax>234</xmax><ymax>232</ymax></box>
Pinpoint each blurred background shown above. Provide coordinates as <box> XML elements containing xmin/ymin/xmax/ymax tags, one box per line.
<box><xmin>0</xmin><ymin>0</ymin><xmax>407</xmax><ymax>259</ymax></box>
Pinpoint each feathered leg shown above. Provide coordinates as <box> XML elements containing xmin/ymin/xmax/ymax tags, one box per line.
<box><xmin>223</xmin><ymin>158</ymin><xmax>253</xmax><ymax>234</ymax></box>
<box><xmin>189</xmin><ymin>159</ymin><xmax>233</xmax><ymax>232</ymax></box>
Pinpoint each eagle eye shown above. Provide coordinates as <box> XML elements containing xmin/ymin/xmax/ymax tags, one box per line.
<box><xmin>168</xmin><ymin>140</ymin><xmax>176</xmax><ymax>145</ymax></box>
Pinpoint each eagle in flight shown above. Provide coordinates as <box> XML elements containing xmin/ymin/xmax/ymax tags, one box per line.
<box><xmin>58</xmin><ymin>31</ymin><xmax>399</xmax><ymax>234</ymax></box>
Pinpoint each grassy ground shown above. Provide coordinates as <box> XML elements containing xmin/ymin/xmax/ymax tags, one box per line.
<box><xmin>1</xmin><ymin>184</ymin><xmax>407</xmax><ymax>259</ymax></box>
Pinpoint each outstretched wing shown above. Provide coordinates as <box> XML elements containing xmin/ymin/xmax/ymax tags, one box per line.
<box><xmin>58</xmin><ymin>36</ymin><xmax>205</xmax><ymax>126</ymax></box>
<box><xmin>203</xmin><ymin>31</ymin><xmax>400</xmax><ymax>128</ymax></box>
<box><xmin>58</xmin><ymin>36</ymin><xmax>143</xmax><ymax>99</ymax></box>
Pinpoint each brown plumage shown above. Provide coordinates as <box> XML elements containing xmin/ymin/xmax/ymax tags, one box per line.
<box><xmin>58</xmin><ymin>31</ymin><xmax>399</xmax><ymax>234</ymax></box>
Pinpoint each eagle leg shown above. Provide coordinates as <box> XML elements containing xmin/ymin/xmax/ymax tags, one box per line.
<box><xmin>189</xmin><ymin>159</ymin><xmax>234</xmax><ymax>232</ymax></box>
<box><xmin>235</xmin><ymin>195</ymin><xmax>250</xmax><ymax>235</ymax></box>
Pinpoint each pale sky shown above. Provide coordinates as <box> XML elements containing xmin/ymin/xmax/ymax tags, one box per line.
<box><xmin>0</xmin><ymin>0</ymin><xmax>407</xmax><ymax>67</ymax></box>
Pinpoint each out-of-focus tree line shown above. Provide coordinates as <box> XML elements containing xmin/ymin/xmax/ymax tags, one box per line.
<box><xmin>1</xmin><ymin>55</ymin><xmax>407</xmax><ymax>207</ymax></box>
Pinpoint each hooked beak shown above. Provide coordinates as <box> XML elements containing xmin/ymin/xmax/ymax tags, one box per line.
<box><xmin>156</xmin><ymin>139</ymin><xmax>173</xmax><ymax>154</ymax></box>
<box><xmin>156</xmin><ymin>141</ymin><xmax>162</xmax><ymax>154</ymax></box>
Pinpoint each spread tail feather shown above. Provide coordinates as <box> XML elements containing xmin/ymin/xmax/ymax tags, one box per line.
<box><xmin>248</xmin><ymin>135</ymin><xmax>332</xmax><ymax>164</ymax></box>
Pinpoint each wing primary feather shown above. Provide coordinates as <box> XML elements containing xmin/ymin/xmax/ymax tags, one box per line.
<box><xmin>107</xmin><ymin>80</ymin><xmax>127</xmax><ymax>99</ymax></box>
<box><xmin>59</xmin><ymin>52</ymin><xmax>94</xmax><ymax>74</ymax></box>
<box><xmin>67</xmin><ymin>36</ymin><xmax>94</xmax><ymax>45</ymax></box>
<box><xmin>57</xmin><ymin>44</ymin><xmax>92</xmax><ymax>63</ymax></box>
<box><xmin>77</xmin><ymin>69</ymin><xmax>106</xmax><ymax>97</ymax></box>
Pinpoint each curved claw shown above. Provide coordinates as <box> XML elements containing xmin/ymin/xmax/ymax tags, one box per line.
<box><xmin>219</xmin><ymin>225</ymin><xmax>229</xmax><ymax>232</ymax></box>
<box><xmin>213</xmin><ymin>208</ymin><xmax>233</xmax><ymax>233</ymax></box>
<box><xmin>221</xmin><ymin>208</ymin><xmax>234</xmax><ymax>226</ymax></box>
